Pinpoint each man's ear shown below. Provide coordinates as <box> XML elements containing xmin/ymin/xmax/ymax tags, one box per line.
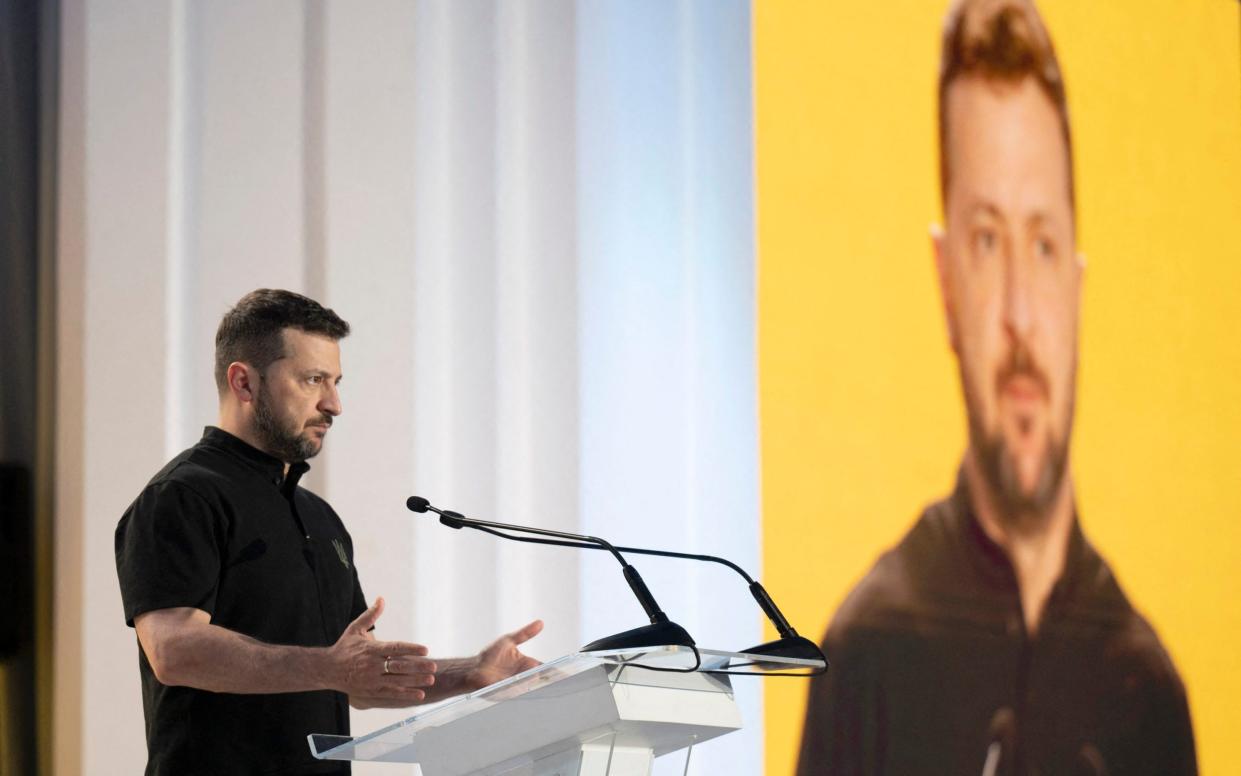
<box><xmin>1072</xmin><ymin>249</ymin><xmax>1086</xmax><ymax>313</ymax></box>
<box><xmin>226</xmin><ymin>362</ymin><xmax>258</xmax><ymax>404</ymax></box>
<box><xmin>930</xmin><ymin>223</ymin><xmax>959</xmax><ymax>354</ymax></box>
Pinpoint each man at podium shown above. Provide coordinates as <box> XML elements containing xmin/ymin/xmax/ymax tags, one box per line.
<box><xmin>796</xmin><ymin>1</ymin><xmax>1196</xmax><ymax>774</ymax></box>
<box><xmin>115</xmin><ymin>289</ymin><xmax>543</xmax><ymax>776</ymax></box>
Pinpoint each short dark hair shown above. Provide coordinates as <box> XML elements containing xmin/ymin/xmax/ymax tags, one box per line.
<box><xmin>214</xmin><ymin>289</ymin><xmax>350</xmax><ymax>392</ymax></box>
<box><xmin>938</xmin><ymin>0</ymin><xmax>1074</xmax><ymax>215</ymax></box>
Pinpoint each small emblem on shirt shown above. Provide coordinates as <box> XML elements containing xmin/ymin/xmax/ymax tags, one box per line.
<box><xmin>331</xmin><ymin>538</ymin><xmax>349</xmax><ymax>570</ymax></box>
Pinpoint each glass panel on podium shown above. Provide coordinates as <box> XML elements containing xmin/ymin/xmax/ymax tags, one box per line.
<box><xmin>309</xmin><ymin>645</ymin><xmax>823</xmax><ymax>774</ymax></box>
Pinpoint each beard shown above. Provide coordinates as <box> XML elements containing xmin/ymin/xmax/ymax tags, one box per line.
<box><xmin>253</xmin><ymin>386</ymin><xmax>328</xmax><ymax>463</ymax></box>
<box><xmin>972</xmin><ymin>418</ymin><xmax>1069</xmax><ymax>533</ymax></box>
<box><xmin>965</xmin><ymin>341</ymin><xmax>1075</xmax><ymax>533</ymax></box>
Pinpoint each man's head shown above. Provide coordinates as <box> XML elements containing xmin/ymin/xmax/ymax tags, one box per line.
<box><xmin>933</xmin><ymin>0</ymin><xmax>1082</xmax><ymax>529</ymax></box>
<box><xmin>215</xmin><ymin>289</ymin><xmax>350</xmax><ymax>463</ymax></box>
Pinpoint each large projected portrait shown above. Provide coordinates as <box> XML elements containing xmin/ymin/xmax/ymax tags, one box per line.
<box><xmin>793</xmin><ymin>1</ymin><xmax>1196</xmax><ymax>773</ymax></box>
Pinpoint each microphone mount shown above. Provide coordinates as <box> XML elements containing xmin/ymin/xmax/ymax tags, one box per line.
<box><xmin>406</xmin><ymin>496</ymin><xmax>695</xmax><ymax>655</ymax></box>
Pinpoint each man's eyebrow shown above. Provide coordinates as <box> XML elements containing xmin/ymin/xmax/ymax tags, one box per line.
<box><xmin>302</xmin><ymin>368</ymin><xmax>342</xmax><ymax>380</ymax></box>
<box><xmin>965</xmin><ymin>201</ymin><xmax>1003</xmax><ymax>221</ymax></box>
<box><xmin>1025</xmin><ymin>210</ymin><xmax>1059</xmax><ymax>230</ymax></box>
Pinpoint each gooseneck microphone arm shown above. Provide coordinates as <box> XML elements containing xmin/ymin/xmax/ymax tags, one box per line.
<box><xmin>406</xmin><ymin>496</ymin><xmax>694</xmax><ymax>654</ymax></box>
<box><xmin>407</xmin><ymin>496</ymin><xmax>825</xmax><ymax>668</ymax></box>
<box><xmin>459</xmin><ymin>523</ymin><xmax>800</xmax><ymax>641</ymax></box>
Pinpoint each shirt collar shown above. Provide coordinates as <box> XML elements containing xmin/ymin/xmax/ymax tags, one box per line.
<box><xmin>200</xmin><ymin>426</ymin><xmax>311</xmax><ymax>493</ymax></box>
<box><xmin>949</xmin><ymin>465</ymin><xmax>1087</xmax><ymax>600</ymax></box>
<box><xmin>949</xmin><ymin>469</ymin><xmax>1017</xmax><ymax>589</ymax></box>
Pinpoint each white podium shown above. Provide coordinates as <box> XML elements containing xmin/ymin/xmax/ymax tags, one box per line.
<box><xmin>308</xmin><ymin>645</ymin><xmax>823</xmax><ymax>775</ymax></box>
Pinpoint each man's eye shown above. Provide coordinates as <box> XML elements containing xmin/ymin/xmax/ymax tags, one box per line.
<box><xmin>1035</xmin><ymin>236</ymin><xmax>1056</xmax><ymax>261</ymax></box>
<box><xmin>973</xmin><ymin>229</ymin><xmax>998</xmax><ymax>257</ymax></box>
<box><xmin>308</xmin><ymin>375</ymin><xmax>323</xmax><ymax>385</ymax></box>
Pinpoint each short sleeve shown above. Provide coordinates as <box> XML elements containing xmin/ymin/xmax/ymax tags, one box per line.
<box><xmin>115</xmin><ymin>480</ymin><xmax>226</xmax><ymax>627</ymax></box>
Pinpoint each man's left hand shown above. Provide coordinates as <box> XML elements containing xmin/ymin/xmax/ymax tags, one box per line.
<box><xmin>469</xmin><ymin>620</ymin><xmax>544</xmax><ymax>690</ymax></box>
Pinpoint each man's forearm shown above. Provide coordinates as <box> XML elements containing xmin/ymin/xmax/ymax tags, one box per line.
<box><xmin>151</xmin><ymin>619</ymin><xmax>330</xmax><ymax>694</ymax></box>
<box><xmin>135</xmin><ymin>601</ymin><xmax>513</xmax><ymax>707</ymax></box>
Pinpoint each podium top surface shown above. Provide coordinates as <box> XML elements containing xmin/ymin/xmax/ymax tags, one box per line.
<box><xmin>310</xmin><ymin>644</ymin><xmax>823</xmax><ymax>764</ymax></box>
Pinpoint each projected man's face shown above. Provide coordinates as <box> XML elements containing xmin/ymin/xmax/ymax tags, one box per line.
<box><xmin>936</xmin><ymin>75</ymin><xmax>1082</xmax><ymax>527</ymax></box>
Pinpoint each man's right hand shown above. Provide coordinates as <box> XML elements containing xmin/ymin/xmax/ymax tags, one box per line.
<box><xmin>326</xmin><ymin>597</ymin><xmax>437</xmax><ymax>703</ymax></box>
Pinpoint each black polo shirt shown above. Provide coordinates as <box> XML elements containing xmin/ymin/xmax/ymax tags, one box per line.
<box><xmin>116</xmin><ymin>427</ymin><xmax>367</xmax><ymax>776</ymax></box>
<box><xmin>796</xmin><ymin>471</ymin><xmax>1196</xmax><ymax>776</ymax></box>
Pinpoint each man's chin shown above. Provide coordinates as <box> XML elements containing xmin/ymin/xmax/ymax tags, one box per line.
<box><xmin>973</xmin><ymin>429</ymin><xmax>1067</xmax><ymax>524</ymax></box>
<box><xmin>1000</xmin><ymin>451</ymin><xmax>1066</xmax><ymax>520</ymax></box>
<box><xmin>1007</xmin><ymin>455</ymin><xmax>1046</xmax><ymax>496</ymax></box>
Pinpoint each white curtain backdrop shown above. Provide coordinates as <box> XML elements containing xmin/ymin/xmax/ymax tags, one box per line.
<box><xmin>54</xmin><ymin>1</ymin><xmax>758</xmax><ymax>774</ymax></box>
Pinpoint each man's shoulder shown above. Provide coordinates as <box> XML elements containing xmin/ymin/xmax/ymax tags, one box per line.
<box><xmin>828</xmin><ymin>499</ymin><xmax>956</xmax><ymax>637</ymax></box>
<box><xmin>830</xmin><ymin>549</ymin><xmax>908</xmax><ymax>630</ymax></box>
<box><xmin>1109</xmin><ymin>608</ymin><xmax>1185</xmax><ymax>693</ymax></box>
<box><xmin>1069</xmin><ymin>543</ymin><xmax>1186</xmax><ymax>690</ymax></box>
<box><xmin>145</xmin><ymin>446</ymin><xmax>224</xmax><ymax>493</ymax></box>
<box><xmin>124</xmin><ymin>444</ymin><xmax>238</xmax><ymax>517</ymax></box>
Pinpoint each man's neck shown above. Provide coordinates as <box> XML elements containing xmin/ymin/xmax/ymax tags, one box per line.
<box><xmin>217</xmin><ymin>415</ymin><xmax>291</xmax><ymax>476</ymax></box>
<box><xmin>963</xmin><ymin>450</ymin><xmax>1075</xmax><ymax>636</ymax></box>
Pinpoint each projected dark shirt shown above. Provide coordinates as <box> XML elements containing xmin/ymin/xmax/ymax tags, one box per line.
<box><xmin>115</xmin><ymin>427</ymin><xmax>367</xmax><ymax>776</ymax></box>
<box><xmin>796</xmin><ymin>473</ymin><xmax>1197</xmax><ymax>776</ymax></box>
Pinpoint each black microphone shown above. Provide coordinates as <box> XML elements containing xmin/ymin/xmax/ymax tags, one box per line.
<box><xmin>406</xmin><ymin>496</ymin><xmax>695</xmax><ymax>654</ymax></box>
<box><xmin>981</xmin><ymin>707</ymin><xmax>1016</xmax><ymax>776</ymax></box>
<box><xmin>1075</xmin><ymin>744</ymin><xmax>1107</xmax><ymax>776</ymax></box>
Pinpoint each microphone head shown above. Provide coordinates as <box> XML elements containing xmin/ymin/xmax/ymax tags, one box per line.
<box><xmin>406</xmin><ymin>496</ymin><xmax>431</xmax><ymax>513</ymax></box>
<box><xmin>1077</xmin><ymin>744</ymin><xmax>1107</xmax><ymax>776</ymax></box>
<box><xmin>989</xmin><ymin>706</ymin><xmax>1015</xmax><ymax>743</ymax></box>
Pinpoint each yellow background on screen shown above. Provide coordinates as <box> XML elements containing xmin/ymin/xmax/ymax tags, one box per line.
<box><xmin>755</xmin><ymin>1</ymin><xmax>1241</xmax><ymax>773</ymax></box>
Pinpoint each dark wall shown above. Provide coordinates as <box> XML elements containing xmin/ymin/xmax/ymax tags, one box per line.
<box><xmin>0</xmin><ymin>0</ymin><xmax>55</xmax><ymax>773</ymax></box>
<box><xmin>0</xmin><ymin>466</ymin><xmax>31</xmax><ymax>658</ymax></box>
<box><xmin>0</xmin><ymin>5</ymin><xmax>40</xmax><ymax>464</ymax></box>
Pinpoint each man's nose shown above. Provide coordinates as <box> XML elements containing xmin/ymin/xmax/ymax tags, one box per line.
<box><xmin>320</xmin><ymin>383</ymin><xmax>342</xmax><ymax>416</ymax></box>
<box><xmin>1003</xmin><ymin>251</ymin><xmax>1034</xmax><ymax>342</ymax></box>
